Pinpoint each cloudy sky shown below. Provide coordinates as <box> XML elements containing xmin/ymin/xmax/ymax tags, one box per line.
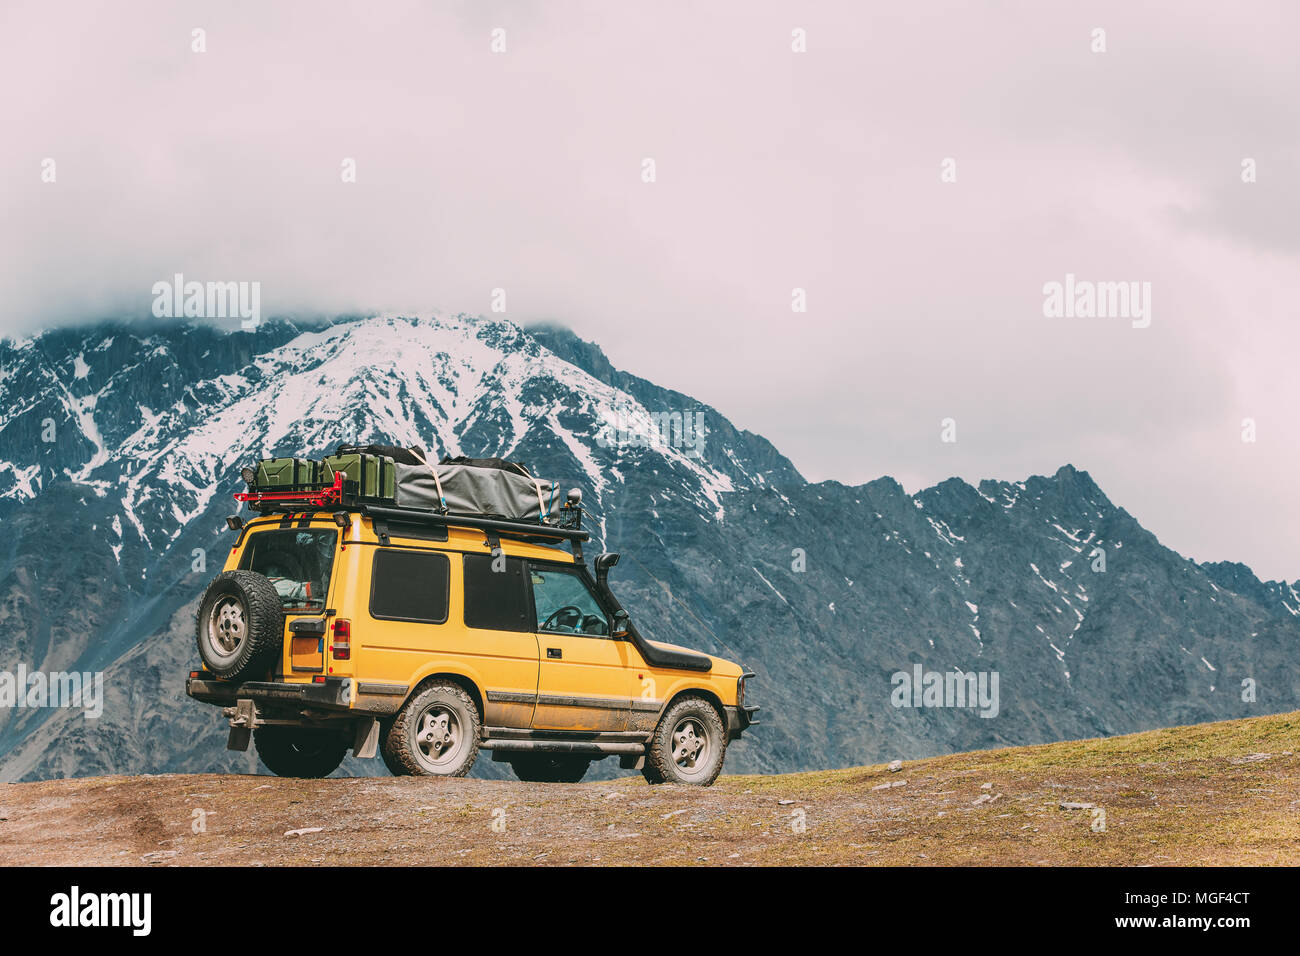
<box><xmin>2</xmin><ymin>1</ymin><xmax>1297</xmax><ymax>578</ymax></box>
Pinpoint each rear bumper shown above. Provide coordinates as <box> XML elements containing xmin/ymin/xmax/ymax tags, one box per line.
<box><xmin>724</xmin><ymin>704</ymin><xmax>760</xmax><ymax>739</ymax></box>
<box><xmin>186</xmin><ymin>675</ymin><xmax>353</xmax><ymax>711</ymax></box>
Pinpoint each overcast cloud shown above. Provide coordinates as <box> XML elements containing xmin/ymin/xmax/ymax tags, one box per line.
<box><xmin>1</xmin><ymin>1</ymin><xmax>1297</xmax><ymax>578</ymax></box>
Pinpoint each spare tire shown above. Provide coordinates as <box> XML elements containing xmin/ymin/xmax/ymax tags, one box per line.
<box><xmin>195</xmin><ymin>570</ymin><xmax>284</xmax><ymax>680</ymax></box>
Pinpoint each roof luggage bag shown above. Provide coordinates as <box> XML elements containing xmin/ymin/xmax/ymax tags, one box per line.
<box><xmin>438</xmin><ymin>455</ymin><xmax>533</xmax><ymax>477</ymax></box>
<box><xmin>394</xmin><ymin>458</ymin><xmax>561</xmax><ymax>523</ymax></box>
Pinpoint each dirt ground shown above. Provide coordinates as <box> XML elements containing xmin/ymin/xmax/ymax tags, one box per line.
<box><xmin>1</xmin><ymin>712</ymin><xmax>1296</xmax><ymax>866</ymax></box>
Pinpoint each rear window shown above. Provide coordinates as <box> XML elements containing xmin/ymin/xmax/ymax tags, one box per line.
<box><xmin>463</xmin><ymin>553</ymin><xmax>531</xmax><ymax>632</ymax></box>
<box><xmin>237</xmin><ymin>528</ymin><xmax>337</xmax><ymax>611</ymax></box>
<box><xmin>370</xmin><ymin>549</ymin><xmax>450</xmax><ymax>623</ymax></box>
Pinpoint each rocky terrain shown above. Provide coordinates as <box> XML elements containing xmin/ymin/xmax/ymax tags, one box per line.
<box><xmin>0</xmin><ymin>314</ymin><xmax>1297</xmax><ymax>781</ymax></box>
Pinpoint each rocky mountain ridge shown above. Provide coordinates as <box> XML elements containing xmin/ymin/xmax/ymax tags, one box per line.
<box><xmin>0</xmin><ymin>314</ymin><xmax>1295</xmax><ymax>780</ymax></box>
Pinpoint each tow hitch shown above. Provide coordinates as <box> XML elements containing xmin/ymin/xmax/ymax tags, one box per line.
<box><xmin>223</xmin><ymin>698</ymin><xmax>259</xmax><ymax>751</ymax></box>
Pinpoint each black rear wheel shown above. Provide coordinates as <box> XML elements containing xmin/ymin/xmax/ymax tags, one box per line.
<box><xmin>507</xmin><ymin>753</ymin><xmax>592</xmax><ymax>783</ymax></box>
<box><xmin>381</xmin><ymin>681</ymin><xmax>481</xmax><ymax>777</ymax></box>
<box><xmin>378</xmin><ymin>717</ymin><xmax>406</xmax><ymax>776</ymax></box>
<box><xmin>254</xmin><ymin>726</ymin><xmax>348</xmax><ymax>778</ymax></box>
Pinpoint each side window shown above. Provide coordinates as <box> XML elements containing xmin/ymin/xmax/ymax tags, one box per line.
<box><xmin>530</xmin><ymin>566</ymin><xmax>609</xmax><ymax>637</ymax></box>
<box><xmin>370</xmin><ymin>550</ymin><xmax>450</xmax><ymax>624</ymax></box>
<box><xmin>463</xmin><ymin>553</ymin><xmax>531</xmax><ymax>632</ymax></box>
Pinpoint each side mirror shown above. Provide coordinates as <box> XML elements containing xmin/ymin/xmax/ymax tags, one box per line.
<box><xmin>612</xmin><ymin>609</ymin><xmax>629</xmax><ymax>636</ymax></box>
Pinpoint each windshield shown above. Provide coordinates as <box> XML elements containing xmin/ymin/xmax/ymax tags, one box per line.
<box><xmin>237</xmin><ymin>528</ymin><xmax>337</xmax><ymax>611</ymax></box>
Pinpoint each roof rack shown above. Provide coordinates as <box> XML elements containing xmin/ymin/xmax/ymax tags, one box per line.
<box><xmin>234</xmin><ymin>477</ymin><xmax>589</xmax><ymax>553</ymax></box>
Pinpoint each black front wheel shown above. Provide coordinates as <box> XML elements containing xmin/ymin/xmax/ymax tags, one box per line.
<box><xmin>643</xmin><ymin>696</ymin><xmax>727</xmax><ymax>786</ymax></box>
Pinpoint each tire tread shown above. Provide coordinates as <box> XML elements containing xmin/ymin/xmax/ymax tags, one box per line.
<box><xmin>382</xmin><ymin>681</ymin><xmax>481</xmax><ymax>777</ymax></box>
<box><xmin>195</xmin><ymin>570</ymin><xmax>284</xmax><ymax>681</ymax></box>
<box><xmin>643</xmin><ymin>695</ymin><xmax>727</xmax><ymax>786</ymax></box>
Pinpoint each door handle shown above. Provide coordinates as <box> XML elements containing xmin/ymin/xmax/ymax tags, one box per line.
<box><xmin>547</xmin><ymin>648</ymin><xmax>562</xmax><ymax>659</ymax></box>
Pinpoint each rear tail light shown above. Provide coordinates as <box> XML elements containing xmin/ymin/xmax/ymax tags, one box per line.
<box><xmin>331</xmin><ymin>619</ymin><xmax>351</xmax><ymax>660</ymax></box>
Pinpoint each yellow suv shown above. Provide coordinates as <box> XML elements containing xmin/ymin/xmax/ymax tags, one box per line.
<box><xmin>187</xmin><ymin>504</ymin><xmax>758</xmax><ymax>785</ymax></box>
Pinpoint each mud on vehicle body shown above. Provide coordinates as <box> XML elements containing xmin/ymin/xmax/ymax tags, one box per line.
<box><xmin>187</xmin><ymin>503</ymin><xmax>758</xmax><ymax>784</ymax></box>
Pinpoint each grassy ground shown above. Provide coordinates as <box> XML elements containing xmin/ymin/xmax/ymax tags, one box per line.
<box><xmin>1</xmin><ymin>712</ymin><xmax>1296</xmax><ymax>865</ymax></box>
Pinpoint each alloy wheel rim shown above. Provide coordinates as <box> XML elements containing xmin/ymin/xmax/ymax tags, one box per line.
<box><xmin>414</xmin><ymin>705</ymin><xmax>464</xmax><ymax>770</ymax></box>
<box><xmin>207</xmin><ymin>596</ymin><xmax>247</xmax><ymax>661</ymax></box>
<box><xmin>671</xmin><ymin>716</ymin><xmax>709</xmax><ymax>777</ymax></box>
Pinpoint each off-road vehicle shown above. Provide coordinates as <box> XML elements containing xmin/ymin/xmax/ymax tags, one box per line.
<box><xmin>187</xmin><ymin>464</ymin><xmax>758</xmax><ymax>784</ymax></box>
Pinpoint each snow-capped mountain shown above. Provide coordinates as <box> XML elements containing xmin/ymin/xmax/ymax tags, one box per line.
<box><xmin>0</xmin><ymin>314</ymin><xmax>756</xmax><ymax>554</ymax></box>
<box><xmin>0</xmin><ymin>314</ymin><xmax>1296</xmax><ymax>781</ymax></box>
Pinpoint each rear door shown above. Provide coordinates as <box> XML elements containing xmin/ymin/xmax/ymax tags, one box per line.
<box><xmin>460</xmin><ymin>553</ymin><xmax>541</xmax><ymax>729</ymax></box>
<box><xmin>235</xmin><ymin>524</ymin><xmax>339</xmax><ymax>677</ymax></box>
<box><xmin>528</xmin><ymin>562</ymin><xmax>634</xmax><ymax>732</ymax></box>
<box><xmin>353</xmin><ymin>545</ymin><xmax>540</xmax><ymax>726</ymax></box>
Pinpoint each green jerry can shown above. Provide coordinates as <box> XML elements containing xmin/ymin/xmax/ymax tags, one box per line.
<box><xmin>254</xmin><ymin>457</ymin><xmax>319</xmax><ymax>490</ymax></box>
<box><xmin>321</xmin><ymin>452</ymin><xmax>396</xmax><ymax>502</ymax></box>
